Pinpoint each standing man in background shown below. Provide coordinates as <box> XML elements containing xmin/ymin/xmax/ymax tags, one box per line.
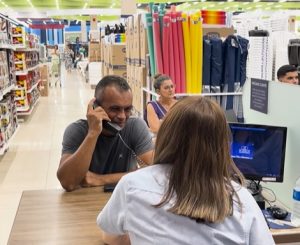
<box><xmin>277</xmin><ymin>65</ymin><xmax>299</xmax><ymax>85</ymax></box>
<box><xmin>57</xmin><ymin>75</ymin><xmax>154</xmax><ymax>191</ymax></box>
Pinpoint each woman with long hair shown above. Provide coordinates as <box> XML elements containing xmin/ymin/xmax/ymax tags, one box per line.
<box><xmin>97</xmin><ymin>96</ymin><xmax>274</xmax><ymax>245</ymax></box>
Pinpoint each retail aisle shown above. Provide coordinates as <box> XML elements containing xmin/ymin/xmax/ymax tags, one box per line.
<box><xmin>0</xmin><ymin>68</ymin><xmax>94</xmax><ymax>244</ymax></box>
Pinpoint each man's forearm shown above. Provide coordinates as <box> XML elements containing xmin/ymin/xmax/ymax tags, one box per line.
<box><xmin>57</xmin><ymin>133</ymin><xmax>98</xmax><ymax>191</ymax></box>
<box><xmin>82</xmin><ymin>171</ymin><xmax>126</xmax><ymax>187</ymax></box>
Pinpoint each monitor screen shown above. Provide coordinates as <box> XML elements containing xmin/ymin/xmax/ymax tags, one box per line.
<box><xmin>228</xmin><ymin>123</ymin><xmax>287</xmax><ymax>182</ymax></box>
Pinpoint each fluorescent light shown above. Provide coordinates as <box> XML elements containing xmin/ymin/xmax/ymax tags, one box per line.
<box><xmin>253</xmin><ymin>0</ymin><xmax>260</xmax><ymax>2</ymax></box>
<box><xmin>27</xmin><ymin>0</ymin><xmax>34</xmax><ymax>8</ymax></box>
<box><xmin>227</xmin><ymin>0</ymin><xmax>234</xmax><ymax>2</ymax></box>
<box><xmin>56</xmin><ymin>0</ymin><xmax>59</xmax><ymax>9</ymax></box>
<box><xmin>83</xmin><ymin>3</ymin><xmax>88</xmax><ymax>9</ymax></box>
<box><xmin>279</xmin><ymin>0</ymin><xmax>287</xmax><ymax>2</ymax></box>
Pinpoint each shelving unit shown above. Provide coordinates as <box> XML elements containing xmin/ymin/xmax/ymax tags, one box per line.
<box><xmin>0</xmin><ymin>16</ymin><xmax>19</xmax><ymax>155</ymax></box>
<box><xmin>11</xmin><ymin>26</ymin><xmax>41</xmax><ymax>117</ymax></box>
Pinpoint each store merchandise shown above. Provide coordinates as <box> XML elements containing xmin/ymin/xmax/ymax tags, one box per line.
<box><xmin>39</xmin><ymin>64</ymin><xmax>49</xmax><ymax>96</ymax></box>
<box><xmin>291</xmin><ymin>176</ymin><xmax>300</xmax><ymax>226</ymax></box>
<box><xmin>0</xmin><ymin>51</ymin><xmax>10</xmax><ymax>90</ymax></box>
<box><xmin>0</xmin><ymin>94</ymin><xmax>18</xmax><ymax>153</ymax></box>
<box><xmin>14</xmin><ymin>69</ymin><xmax>40</xmax><ymax>113</ymax></box>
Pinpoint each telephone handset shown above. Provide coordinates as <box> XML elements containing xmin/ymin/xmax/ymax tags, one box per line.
<box><xmin>93</xmin><ymin>101</ymin><xmax>121</xmax><ymax>135</ymax></box>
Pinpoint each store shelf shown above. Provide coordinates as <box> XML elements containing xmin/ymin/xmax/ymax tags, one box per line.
<box><xmin>15</xmin><ymin>97</ymin><xmax>26</xmax><ymax>101</ymax></box>
<box><xmin>27</xmin><ymin>82</ymin><xmax>39</xmax><ymax>93</ymax></box>
<box><xmin>0</xmin><ymin>125</ymin><xmax>19</xmax><ymax>155</ymax></box>
<box><xmin>0</xmin><ymin>44</ymin><xmax>16</xmax><ymax>50</ymax></box>
<box><xmin>17</xmin><ymin>97</ymin><xmax>39</xmax><ymax>115</ymax></box>
<box><xmin>0</xmin><ymin>84</ymin><xmax>16</xmax><ymax>101</ymax></box>
<box><xmin>15</xmin><ymin>64</ymin><xmax>40</xmax><ymax>75</ymax></box>
<box><xmin>12</xmin><ymin>34</ymin><xmax>23</xmax><ymax>37</ymax></box>
<box><xmin>15</xmin><ymin>47</ymin><xmax>39</xmax><ymax>52</ymax></box>
<box><xmin>142</xmin><ymin>87</ymin><xmax>243</xmax><ymax>97</ymax></box>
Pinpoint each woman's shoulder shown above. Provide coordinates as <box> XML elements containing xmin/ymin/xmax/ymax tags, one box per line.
<box><xmin>121</xmin><ymin>165</ymin><xmax>170</xmax><ymax>192</ymax></box>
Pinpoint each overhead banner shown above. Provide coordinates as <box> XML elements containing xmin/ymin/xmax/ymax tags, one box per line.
<box><xmin>250</xmin><ymin>78</ymin><xmax>269</xmax><ymax>114</ymax></box>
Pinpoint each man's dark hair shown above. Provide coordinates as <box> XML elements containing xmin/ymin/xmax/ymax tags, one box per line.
<box><xmin>95</xmin><ymin>75</ymin><xmax>131</xmax><ymax>102</ymax></box>
<box><xmin>277</xmin><ymin>65</ymin><xmax>297</xmax><ymax>79</ymax></box>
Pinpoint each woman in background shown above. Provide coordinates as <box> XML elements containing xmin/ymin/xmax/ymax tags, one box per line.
<box><xmin>144</xmin><ymin>74</ymin><xmax>177</xmax><ymax>134</ymax></box>
<box><xmin>97</xmin><ymin>96</ymin><xmax>274</xmax><ymax>245</ymax></box>
<box><xmin>64</xmin><ymin>43</ymin><xmax>74</xmax><ymax>72</ymax></box>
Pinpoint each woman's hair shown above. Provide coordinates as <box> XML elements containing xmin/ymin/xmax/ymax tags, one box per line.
<box><xmin>154</xmin><ymin>96</ymin><xmax>244</xmax><ymax>223</ymax></box>
<box><xmin>153</xmin><ymin>74</ymin><xmax>172</xmax><ymax>90</ymax></box>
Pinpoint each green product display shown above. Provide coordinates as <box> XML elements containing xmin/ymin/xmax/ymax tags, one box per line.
<box><xmin>146</xmin><ymin>15</ymin><xmax>156</xmax><ymax>76</ymax></box>
<box><xmin>149</xmin><ymin>2</ymin><xmax>154</xmax><ymax>14</ymax></box>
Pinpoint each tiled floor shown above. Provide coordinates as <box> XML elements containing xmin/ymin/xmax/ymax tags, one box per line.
<box><xmin>0</xmin><ymin>67</ymin><xmax>94</xmax><ymax>245</ymax></box>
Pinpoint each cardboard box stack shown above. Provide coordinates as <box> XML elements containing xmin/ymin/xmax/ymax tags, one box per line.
<box><xmin>39</xmin><ymin>64</ymin><xmax>49</xmax><ymax>96</ymax></box>
<box><xmin>102</xmin><ymin>40</ymin><xmax>126</xmax><ymax>78</ymax></box>
<box><xmin>125</xmin><ymin>14</ymin><xmax>148</xmax><ymax>114</ymax></box>
<box><xmin>88</xmin><ymin>42</ymin><xmax>101</xmax><ymax>62</ymax></box>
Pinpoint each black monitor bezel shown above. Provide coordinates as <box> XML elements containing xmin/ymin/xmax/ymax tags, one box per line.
<box><xmin>228</xmin><ymin>123</ymin><xmax>287</xmax><ymax>182</ymax></box>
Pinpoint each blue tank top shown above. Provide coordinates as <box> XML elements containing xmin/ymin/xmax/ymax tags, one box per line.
<box><xmin>144</xmin><ymin>101</ymin><xmax>167</xmax><ymax>126</ymax></box>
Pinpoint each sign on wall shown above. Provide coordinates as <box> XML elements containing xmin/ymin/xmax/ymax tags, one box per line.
<box><xmin>250</xmin><ymin>78</ymin><xmax>269</xmax><ymax>114</ymax></box>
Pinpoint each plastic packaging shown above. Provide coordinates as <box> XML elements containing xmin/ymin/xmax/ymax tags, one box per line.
<box><xmin>291</xmin><ymin>176</ymin><xmax>300</xmax><ymax>226</ymax></box>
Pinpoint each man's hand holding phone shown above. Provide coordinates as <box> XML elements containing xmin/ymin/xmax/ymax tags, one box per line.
<box><xmin>86</xmin><ymin>98</ymin><xmax>110</xmax><ymax>136</ymax></box>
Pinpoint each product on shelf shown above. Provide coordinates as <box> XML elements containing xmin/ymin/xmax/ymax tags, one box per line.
<box><xmin>0</xmin><ymin>94</ymin><xmax>18</xmax><ymax>152</ymax></box>
<box><xmin>12</xmin><ymin>27</ymin><xmax>23</xmax><ymax>35</ymax></box>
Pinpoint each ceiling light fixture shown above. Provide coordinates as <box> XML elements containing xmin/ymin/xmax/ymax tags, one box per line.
<box><xmin>26</xmin><ymin>0</ymin><xmax>34</xmax><ymax>8</ymax></box>
<box><xmin>279</xmin><ymin>0</ymin><xmax>287</xmax><ymax>2</ymax></box>
<box><xmin>253</xmin><ymin>0</ymin><xmax>260</xmax><ymax>2</ymax></box>
<box><xmin>56</xmin><ymin>0</ymin><xmax>59</xmax><ymax>10</ymax></box>
<box><xmin>227</xmin><ymin>0</ymin><xmax>234</xmax><ymax>2</ymax></box>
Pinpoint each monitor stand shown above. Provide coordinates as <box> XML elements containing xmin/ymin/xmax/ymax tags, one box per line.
<box><xmin>246</xmin><ymin>180</ymin><xmax>265</xmax><ymax>210</ymax></box>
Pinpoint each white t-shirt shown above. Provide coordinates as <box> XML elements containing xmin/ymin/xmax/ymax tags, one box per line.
<box><xmin>97</xmin><ymin>165</ymin><xmax>275</xmax><ymax>245</ymax></box>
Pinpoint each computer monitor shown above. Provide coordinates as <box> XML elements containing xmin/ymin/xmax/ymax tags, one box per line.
<box><xmin>228</xmin><ymin>123</ymin><xmax>287</xmax><ymax>182</ymax></box>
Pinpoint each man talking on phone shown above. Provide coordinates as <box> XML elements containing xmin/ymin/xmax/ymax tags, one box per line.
<box><xmin>57</xmin><ymin>75</ymin><xmax>154</xmax><ymax>191</ymax></box>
